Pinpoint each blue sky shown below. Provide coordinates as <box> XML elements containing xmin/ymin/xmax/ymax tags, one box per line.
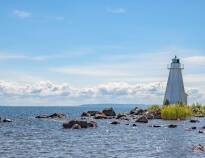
<box><xmin>0</xmin><ymin>0</ymin><xmax>205</xmax><ymax>106</ymax></box>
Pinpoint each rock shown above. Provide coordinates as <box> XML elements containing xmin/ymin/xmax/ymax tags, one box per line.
<box><xmin>192</xmin><ymin>144</ymin><xmax>205</xmax><ymax>152</ymax></box>
<box><xmin>130</xmin><ymin>107</ymin><xmax>146</xmax><ymax>115</ymax></box>
<box><xmin>199</xmin><ymin>130</ymin><xmax>205</xmax><ymax>134</ymax></box>
<box><xmin>136</xmin><ymin>116</ymin><xmax>148</xmax><ymax>123</ymax></box>
<box><xmin>49</xmin><ymin>113</ymin><xmax>66</xmax><ymax>119</ymax></box>
<box><xmin>2</xmin><ymin>118</ymin><xmax>12</xmax><ymax>122</ymax></box>
<box><xmin>94</xmin><ymin>113</ymin><xmax>107</xmax><ymax>119</ymax></box>
<box><xmin>190</xmin><ymin>119</ymin><xmax>200</xmax><ymax>123</ymax></box>
<box><xmin>110</xmin><ymin>121</ymin><xmax>120</xmax><ymax>124</ymax></box>
<box><xmin>191</xmin><ymin>127</ymin><xmax>197</xmax><ymax>130</ymax></box>
<box><xmin>88</xmin><ymin>121</ymin><xmax>97</xmax><ymax>128</ymax></box>
<box><xmin>132</xmin><ymin>124</ymin><xmax>137</xmax><ymax>126</ymax></box>
<box><xmin>81</xmin><ymin>112</ymin><xmax>91</xmax><ymax>117</ymax></box>
<box><xmin>144</xmin><ymin>112</ymin><xmax>154</xmax><ymax>119</ymax></box>
<box><xmin>102</xmin><ymin>108</ymin><xmax>116</xmax><ymax>116</ymax></box>
<box><xmin>63</xmin><ymin>120</ymin><xmax>97</xmax><ymax>129</ymax></box>
<box><xmin>125</xmin><ymin>123</ymin><xmax>129</xmax><ymax>125</ymax></box>
<box><xmin>194</xmin><ymin>115</ymin><xmax>204</xmax><ymax>118</ymax></box>
<box><xmin>36</xmin><ymin>113</ymin><xmax>66</xmax><ymax>119</ymax></box>
<box><xmin>153</xmin><ymin>125</ymin><xmax>161</xmax><ymax>128</ymax></box>
<box><xmin>168</xmin><ymin>124</ymin><xmax>177</xmax><ymax>128</ymax></box>
<box><xmin>35</xmin><ymin>114</ymin><xmax>50</xmax><ymax>118</ymax></box>
<box><xmin>72</xmin><ymin>124</ymin><xmax>81</xmax><ymax>129</ymax></box>
<box><xmin>202</xmin><ymin>126</ymin><xmax>205</xmax><ymax>129</ymax></box>
<box><xmin>87</xmin><ymin>111</ymin><xmax>99</xmax><ymax>116</ymax></box>
<box><xmin>116</xmin><ymin>113</ymin><xmax>127</xmax><ymax>119</ymax></box>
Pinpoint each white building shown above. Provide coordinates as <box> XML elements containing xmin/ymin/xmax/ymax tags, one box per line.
<box><xmin>164</xmin><ymin>56</ymin><xmax>187</xmax><ymax>104</ymax></box>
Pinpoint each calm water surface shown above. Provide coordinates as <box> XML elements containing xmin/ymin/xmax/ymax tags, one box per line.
<box><xmin>0</xmin><ymin>104</ymin><xmax>204</xmax><ymax>158</ymax></box>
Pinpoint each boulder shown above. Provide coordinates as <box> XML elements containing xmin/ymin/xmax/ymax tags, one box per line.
<box><xmin>110</xmin><ymin>121</ymin><xmax>120</xmax><ymax>125</ymax></box>
<box><xmin>72</xmin><ymin>124</ymin><xmax>81</xmax><ymax>129</ymax></box>
<box><xmin>94</xmin><ymin>112</ymin><xmax>107</xmax><ymax>119</ymax></box>
<box><xmin>130</xmin><ymin>107</ymin><xmax>146</xmax><ymax>115</ymax></box>
<box><xmin>132</xmin><ymin>124</ymin><xmax>137</xmax><ymax>127</ymax></box>
<box><xmin>63</xmin><ymin>120</ymin><xmax>97</xmax><ymax>129</ymax></box>
<box><xmin>2</xmin><ymin>118</ymin><xmax>12</xmax><ymax>122</ymax></box>
<box><xmin>191</xmin><ymin>127</ymin><xmax>197</xmax><ymax>130</ymax></box>
<box><xmin>153</xmin><ymin>125</ymin><xmax>161</xmax><ymax>128</ymax></box>
<box><xmin>102</xmin><ymin>108</ymin><xmax>116</xmax><ymax>116</ymax></box>
<box><xmin>199</xmin><ymin>130</ymin><xmax>205</xmax><ymax>134</ymax></box>
<box><xmin>192</xmin><ymin>144</ymin><xmax>205</xmax><ymax>152</ymax></box>
<box><xmin>35</xmin><ymin>114</ymin><xmax>50</xmax><ymax>118</ymax></box>
<box><xmin>136</xmin><ymin>116</ymin><xmax>148</xmax><ymax>123</ymax></box>
<box><xmin>190</xmin><ymin>119</ymin><xmax>200</xmax><ymax>123</ymax></box>
<box><xmin>116</xmin><ymin>113</ymin><xmax>127</xmax><ymax>119</ymax></box>
<box><xmin>168</xmin><ymin>124</ymin><xmax>177</xmax><ymax>128</ymax></box>
<box><xmin>81</xmin><ymin>112</ymin><xmax>91</xmax><ymax>117</ymax></box>
<box><xmin>49</xmin><ymin>113</ymin><xmax>66</xmax><ymax>119</ymax></box>
<box><xmin>87</xmin><ymin>111</ymin><xmax>99</xmax><ymax>116</ymax></box>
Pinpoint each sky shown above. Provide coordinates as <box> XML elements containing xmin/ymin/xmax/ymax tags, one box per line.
<box><xmin>0</xmin><ymin>0</ymin><xmax>205</xmax><ymax>106</ymax></box>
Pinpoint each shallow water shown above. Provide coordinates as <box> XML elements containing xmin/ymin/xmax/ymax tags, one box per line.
<box><xmin>0</xmin><ymin>104</ymin><xmax>204</xmax><ymax>158</ymax></box>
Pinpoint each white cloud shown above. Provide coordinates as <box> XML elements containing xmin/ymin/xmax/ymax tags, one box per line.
<box><xmin>184</xmin><ymin>56</ymin><xmax>205</xmax><ymax>65</ymax></box>
<box><xmin>13</xmin><ymin>10</ymin><xmax>31</xmax><ymax>18</ymax></box>
<box><xmin>0</xmin><ymin>80</ymin><xmax>203</xmax><ymax>106</ymax></box>
<box><xmin>107</xmin><ymin>8</ymin><xmax>126</xmax><ymax>14</ymax></box>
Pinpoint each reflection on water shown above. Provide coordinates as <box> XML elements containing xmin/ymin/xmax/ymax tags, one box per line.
<box><xmin>0</xmin><ymin>105</ymin><xmax>204</xmax><ymax>158</ymax></box>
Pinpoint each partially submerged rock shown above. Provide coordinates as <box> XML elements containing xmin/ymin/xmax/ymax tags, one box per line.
<box><xmin>192</xmin><ymin>144</ymin><xmax>205</xmax><ymax>152</ymax></box>
<box><xmin>190</xmin><ymin>119</ymin><xmax>200</xmax><ymax>123</ymax></box>
<box><xmin>94</xmin><ymin>112</ymin><xmax>107</xmax><ymax>119</ymax></box>
<box><xmin>110</xmin><ymin>121</ymin><xmax>120</xmax><ymax>125</ymax></box>
<box><xmin>36</xmin><ymin>113</ymin><xmax>66</xmax><ymax>119</ymax></box>
<box><xmin>63</xmin><ymin>120</ymin><xmax>97</xmax><ymax>129</ymax></box>
<box><xmin>2</xmin><ymin>118</ymin><xmax>12</xmax><ymax>122</ymax></box>
<box><xmin>168</xmin><ymin>124</ymin><xmax>177</xmax><ymax>128</ymax></box>
<box><xmin>81</xmin><ymin>112</ymin><xmax>91</xmax><ymax>117</ymax></box>
<box><xmin>102</xmin><ymin>108</ymin><xmax>116</xmax><ymax>116</ymax></box>
<box><xmin>130</xmin><ymin>107</ymin><xmax>146</xmax><ymax>115</ymax></box>
<box><xmin>136</xmin><ymin>116</ymin><xmax>148</xmax><ymax>123</ymax></box>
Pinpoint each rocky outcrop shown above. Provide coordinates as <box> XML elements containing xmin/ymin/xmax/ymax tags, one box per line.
<box><xmin>102</xmin><ymin>108</ymin><xmax>116</xmax><ymax>116</ymax></box>
<box><xmin>81</xmin><ymin>112</ymin><xmax>91</xmax><ymax>117</ymax></box>
<box><xmin>192</xmin><ymin>144</ymin><xmax>205</xmax><ymax>152</ymax></box>
<box><xmin>36</xmin><ymin>113</ymin><xmax>66</xmax><ymax>119</ymax></box>
<box><xmin>63</xmin><ymin>120</ymin><xmax>97</xmax><ymax>129</ymax></box>
<box><xmin>87</xmin><ymin>111</ymin><xmax>99</xmax><ymax>116</ymax></box>
<box><xmin>190</xmin><ymin>119</ymin><xmax>200</xmax><ymax>123</ymax></box>
<box><xmin>130</xmin><ymin>107</ymin><xmax>146</xmax><ymax>115</ymax></box>
<box><xmin>94</xmin><ymin>112</ymin><xmax>107</xmax><ymax>119</ymax></box>
<box><xmin>136</xmin><ymin>116</ymin><xmax>148</xmax><ymax>123</ymax></box>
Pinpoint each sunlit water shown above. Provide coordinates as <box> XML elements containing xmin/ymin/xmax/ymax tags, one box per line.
<box><xmin>0</xmin><ymin>104</ymin><xmax>204</xmax><ymax>158</ymax></box>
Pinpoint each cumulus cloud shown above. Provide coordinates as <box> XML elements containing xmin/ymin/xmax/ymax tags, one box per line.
<box><xmin>0</xmin><ymin>80</ymin><xmax>203</xmax><ymax>106</ymax></box>
<box><xmin>13</xmin><ymin>10</ymin><xmax>31</xmax><ymax>18</ymax></box>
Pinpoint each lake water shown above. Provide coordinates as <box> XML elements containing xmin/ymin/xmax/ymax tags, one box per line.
<box><xmin>0</xmin><ymin>104</ymin><xmax>204</xmax><ymax>158</ymax></box>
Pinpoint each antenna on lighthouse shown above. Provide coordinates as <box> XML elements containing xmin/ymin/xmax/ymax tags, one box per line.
<box><xmin>163</xmin><ymin>56</ymin><xmax>187</xmax><ymax>105</ymax></box>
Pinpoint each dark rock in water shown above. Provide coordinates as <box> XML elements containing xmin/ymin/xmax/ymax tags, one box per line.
<box><xmin>35</xmin><ymin>114</ymin><xmax>50</xmax><ymax>118</ymax></box>
<box><xmin>2</xmin><ymin>118</ymin><xmax>12</xmax><ymax>122</ymax></box>
<box><xmin>72</xmin><ymin>124</ymin><xmax>81</xmax><ymax>129</ymax></box>
<box><xmin>191</xmin><ymin>127</ymin><xmax>197</xmax><ymax>130</ymax></box>
<box><xmin>88</xmin><ymin>121</ymin><xmax>97</xmax><ymax>128</ymax></box>
<box><xmin>102</xmin><ymin>108</ymin><xmax>116</xmax><ymax>116</ymax></box>
<box><xmin>49</xmin><ymin>113</ymin><xmax>66</xmax><ymax>119</ymax></box>
<box><xmin>153</xmin><ymin>125</ymin><xmax>161</xmax><ymax>128</ymax></box>
<box><xmin>199</xmin><ymin>130</ymin><xmax>205</xmax><ymax>134</ymax></box>
<box><xmin>132</xmin><ymin>124</ymin><xmax>137</xmax><ymax>127</ymax></box>
<box><xmin>110</xmin><ymin>121</ymin><xmax>120</xmax><ymax>125</ymax></box>
<box><xmin>192</xmin><ymin>144</ymin><xmax>205</xmax><ymax>152</ymax></box>
<box><xmin>36</xmin><ymin>113</ymin><xmax>66</xmax><ymax>119</ymax></box>
<box><xmin>116</xmin><ymin>113</ymin><xmax>127</xmax><ymax>119</ymax></box>
<box><xmin>81</xmin><ymin>112</ymin><xmax>91</xmax><ymax>117</ymax></box>
<box><xmin>87</xmin><ymin>111</ymin><xmax>99</xmax><ymax>116</ymax></box>
<box><xmin>130</xmin><ymin>107</ymin><xmax>146</xmax><ymax>115</ymax></box>
<box><xmin>63</xmin><ymin>120</ymin><xmax>97</xmax><ymax>129</ymax></box>
<box><xmin>168</xmin><ymin>124</ymin><xmax>177</xmax><ymax>128</ymax></box>
<box><xmin>125</xmin><ymin>123</ymin><xmax>129</xmax><ymax>125</ymax></box>
<box><xmin>136</xmin><ymin>116</ymin><xmax>148</xmax><ymax>123</ymax></box>
<box><xmin>190</xmin><ymin>119</ymin><xmax>200</xmax><ymax>123</ymax></box>
<box><xmin>202</xmin><ymin>126</ymin><xmax>205</xmax><ymax>129</ymax></box>
<box><xmin>94</xmin><ymin>113</ymin><xmax>107</xmax><ymax>119</ymax></box>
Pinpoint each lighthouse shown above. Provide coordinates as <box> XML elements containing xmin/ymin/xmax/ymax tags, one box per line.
<box><xmin>164</xmin><ymin>56</ymin><xmax>187</xmax><ymax>105</ymax></box>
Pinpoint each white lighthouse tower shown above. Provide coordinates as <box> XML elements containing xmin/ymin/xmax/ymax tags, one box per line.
<box><xmin>164</xmin><ymin>56</ymin><xmax>187</xmax><ymax>104</ymax></box>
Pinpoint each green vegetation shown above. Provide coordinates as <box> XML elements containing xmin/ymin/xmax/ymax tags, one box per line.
<box><xmin>147</xmin><ymin>105</ymin><xmax>161</xmax><ymax>111</ymax></box>
<box><xmin>161</xmin><ymin>104</ymin><xmax>192</xmax><ymax>120</ymax></box>
<box><xmin>191</xmin><ymin>103</ymin><xmax>205</xmax><ymax>116</ymax></box>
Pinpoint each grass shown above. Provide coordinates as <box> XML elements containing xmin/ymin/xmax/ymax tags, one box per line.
<box><xmin>147</xmin><ymin>105</ymin><xmax>161</xmax><ymax>111</ymax></box>
<box><xmin>161</xmin><ymin>104</ymin><xmax>192</xmax><ymax>120</ymax></box>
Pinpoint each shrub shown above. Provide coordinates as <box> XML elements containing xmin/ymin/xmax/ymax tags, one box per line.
<box><xmin>191</xmin><ymin>103</ymin><xmax>205</xmax><ymax>116</ymax></box>
<box><xmin>147</xmin><ymin>105</ymin><xmax>161</xmax><ymax>111</ymax></box>
<box><xmin>161</xmin><ymin>104</ymin><xmax>192</xmax><ymax>120</ymax></box>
